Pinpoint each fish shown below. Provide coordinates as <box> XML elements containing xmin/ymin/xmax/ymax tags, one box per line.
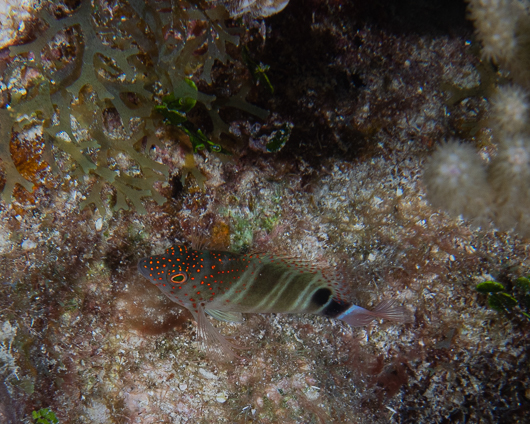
<box><xmin>138</xmin><ymin>245</ymin><xmax>410</xmax><ymax>358</ymax></box>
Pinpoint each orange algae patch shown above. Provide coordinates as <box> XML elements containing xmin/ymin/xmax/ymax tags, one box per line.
<box><xmin>8</xmin><ymin>132</ymin><xmax>54</xmax><ymax>209</ymax></box>
<box><xmin>211</xmin><ymin>221</ymin><xmax>231</xmax><ymax>249</ymax></box>
<box><xmin>10</xmin><ymin>136</ymin><xmax>48</xmax><ymax>182</ymax></box>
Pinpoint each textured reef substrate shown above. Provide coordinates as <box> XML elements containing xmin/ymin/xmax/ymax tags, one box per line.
<box><xmin>1</xmin><ymin>0</ymin><xmax>529</xmax><ymax>423</ymax></box>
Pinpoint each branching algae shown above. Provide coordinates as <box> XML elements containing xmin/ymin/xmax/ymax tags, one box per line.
<box><xmin>0</xmin><ymin>0</ymin><xmax>267</xmax><ymax>215</ymax></box>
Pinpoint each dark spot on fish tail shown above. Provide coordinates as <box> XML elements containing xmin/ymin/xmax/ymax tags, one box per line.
<box><xmin>312</xmin><ymin>288</ymin><xmax>332</xmax><ymax>307</ymax></box>
<box><xmin>321</xmin><ymin>298</ymin><xmax>351</xmax><ymax>318</ymax></box>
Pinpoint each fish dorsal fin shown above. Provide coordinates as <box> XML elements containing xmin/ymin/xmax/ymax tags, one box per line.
<box><xmin>247</xmin><ymin>253</ymin><xmax>315</xmax><ymax>269</ymax></box>
<box><xmin>267</xmin><ymin>255</ymin><xmax>328</xmax><ymax>276</ymax></box>
<box><xmin>206</xmin><ymin>309</ymin><xmax>244</xmax><ymax>323</ymax></box>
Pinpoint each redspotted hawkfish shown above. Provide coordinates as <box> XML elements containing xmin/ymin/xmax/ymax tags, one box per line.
<box><xmin>138</xmin><ymin>245</ymin><xmax>409</xmax><ymax>358</ymax></box>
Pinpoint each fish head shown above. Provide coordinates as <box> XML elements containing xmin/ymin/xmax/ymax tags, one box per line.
<box><xmin>137</xmin><ymin>245</ymin><xmax>195</xmax><ymax>287</ymax></box>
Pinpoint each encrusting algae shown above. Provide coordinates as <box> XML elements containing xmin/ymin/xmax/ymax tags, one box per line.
<box><xmin>138</xmin><ymin>245</ymin><xmax>411</xmax><ymax>358</ymax></box>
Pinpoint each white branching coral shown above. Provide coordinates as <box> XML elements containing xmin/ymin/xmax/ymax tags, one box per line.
<box><xmin>211</xmin><ymin>0</ymin><xmax>290</xmax><ymax>18</ymax></box>
<box><xmin>424</xmin><ymin>4</ymin><xmax>530</xmax><ymax>235</ymax></box>
<box><xmin>467</xmin><ymin>0</ymin><xmax>530</xmax><ymax>84</ymax></box>
<box><xmin>424</xmin><ymin>85</ymin><xmax>530</xmax><ymax>235</ymax></box>
<box><xmin>490</xmin><ymin>85</ymin><xmax>530</xmax><ymax>134</ymax></box>
<box><xmin>488</xmin><ymin>137</ymin><xmax>530</xmax><ymax>230</ymax></box>
<box><xmin>424</xmin><ymin>141</ymin><xmax>493</xmax><ymax>222</ymax></box>
<box><xmin>467</xmin><ymin>0</ymin><xmax>521</xmax><ymax>64</ymax></box>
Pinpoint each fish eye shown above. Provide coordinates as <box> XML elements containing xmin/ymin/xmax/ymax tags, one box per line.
<box><xmin>211</xmin><ymin>144</ymin><xmax>221</xmax><ymax>152</ymax></box>
<box><xmin>170</xmin><ymin>272</ymin><xmax>187</xmax><ymax>284</ymax></box>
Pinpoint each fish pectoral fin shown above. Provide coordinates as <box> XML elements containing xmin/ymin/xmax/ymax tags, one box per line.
<box><xmin>205</xmin><ymin>309</ymin><xmax>244</xmax><ymax>323</ymax></box>
<box><xmin>194</xmin><ymin>306</ymin><xmax>246</xmax><ymax>361</ymax></box>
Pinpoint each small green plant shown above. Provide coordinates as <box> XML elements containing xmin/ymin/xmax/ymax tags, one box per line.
<box><xmin>265</xmin><ymin>123</ymin><xmax>292</xmax><ymax>153</ymax></box>
<box><xmin>32</xmin><ymin>407</ymin><xmax>59</xmax><ymax>424</ymax></box>
<box><xmin>155</xmin><ymin>80</ymin><xmax>232</xmax><ymax>155</ymax></box>
<box><xmin>242</xmin><ymin>46</ymin><xmax>274</xmax><ymax>94</ymax></box>
<box><xmin>476</xmin><ymin>277</ymin><xmax>530</xmax><ymax>320</ymax></box>
<box><xmin>154</xmin><ymin>80</ymin><xmax>198</xmax><ymax>126</ymax></box>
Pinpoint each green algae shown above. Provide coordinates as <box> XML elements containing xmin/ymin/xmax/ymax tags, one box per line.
<box><xmin>32</xmin><ymin>407</ymin><xmax>59</xmax><ymax>424</ymax></box>
<box><xmin>477</xmin><ymin>278</ymin><xmax>530</xmax><ymax>320</ymax></box>
<box><xmin>0</xmin><ymin>0</ymin><xmax>267</xmax><ymax>215</ymax></box>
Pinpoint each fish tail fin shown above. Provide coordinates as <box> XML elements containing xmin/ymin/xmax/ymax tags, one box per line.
<box><xmin>195</xmin><ymin>306</ymin><xmax>247</xmax><ymax>361</ymax></box>
<box><xmin>337</xmin><ymin>299</ymin><xmax>412</xmax><ymax>327</ymax></box>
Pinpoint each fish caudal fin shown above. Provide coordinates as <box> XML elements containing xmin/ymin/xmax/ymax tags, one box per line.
<box><xmin>337</xmin><ymin>299</ymin><xmax>412</xmax><ymax>327</ymax></box>
<box><xmin>194</xmin><ymin>306</ymin><xmax>246</xmax><ymax>361</ymax></box>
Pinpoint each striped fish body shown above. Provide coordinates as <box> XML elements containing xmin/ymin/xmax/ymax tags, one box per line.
<box><xmin>138</xmin><ymin>245</ymin><xmax>348</xmax><ymax>316</ymax></box>
<box><xmin>138</xmin><ymin>245</ymin><xmax>408</xmax><ymax>357</ymax></box>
